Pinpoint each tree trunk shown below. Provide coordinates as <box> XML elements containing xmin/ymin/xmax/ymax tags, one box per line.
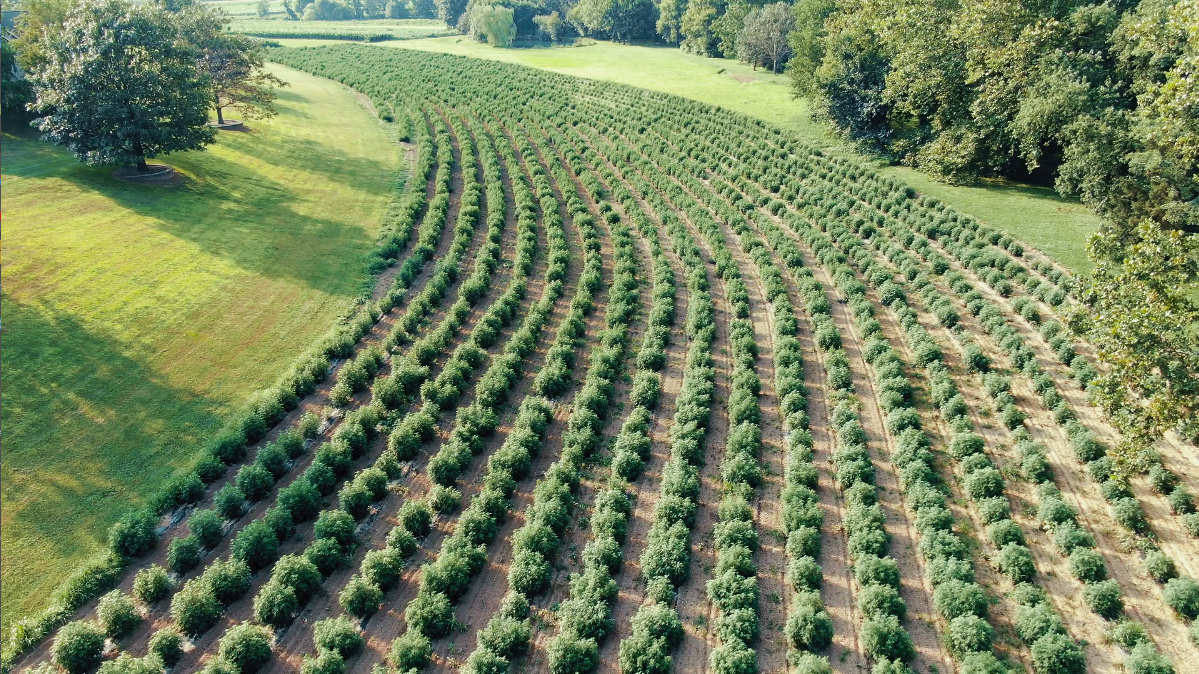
<box><xmin>215</xmin><ymin>97</ymin><xmax>225</xmax><ymax>124</ymax></box>
<box><xmin>133</xmin><ymin>141</ymin><xmax>147</xmax><ymax>171</ymax></box>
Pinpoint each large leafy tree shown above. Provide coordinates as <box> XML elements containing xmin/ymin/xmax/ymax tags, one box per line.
<box><xmin>737</xmin><ymin>2</ymin><xmax>794</xmax><ymax>72</ymax></box>
<box><xmin>29</xmin><ymin>0</ymin><xmax>215</xmax><ymax>170</ymax></box>
<box><xmin>178</xmin><ymin>7</ymin><xmax>286</xmax><ymax>124</ymax></box>
<box><xmin>1069</xmin><ymin>225</ymin><xmax>1199</xmax><ymax>466</ymax></box>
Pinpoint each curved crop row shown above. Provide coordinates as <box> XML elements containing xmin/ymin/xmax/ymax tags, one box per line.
<box><xmin>387</xmin><ymin>119</ymin><xmax>604</xmax><ymax>670</ymax></box>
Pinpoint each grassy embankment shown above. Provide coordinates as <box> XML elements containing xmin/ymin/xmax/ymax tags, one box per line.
<box><xmin>0</xmin><ymin>63</ymin><xmax>399</xmax><ymax>634</ymax></box>
<box><xmin>269</xmin><ymin>34</ymin><xmax>1101</xmax><ymax>272</ymax></box>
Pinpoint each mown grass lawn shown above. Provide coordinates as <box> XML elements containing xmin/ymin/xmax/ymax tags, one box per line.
<box><xmin>274</xmin><ymin>36</ymin><xmax>1101</xmax><ymax>272</ymax></box>
<box><xmin>0</xmin><ymin>64</ymin><xmax>399</xmax><ymax>634</ymax></box>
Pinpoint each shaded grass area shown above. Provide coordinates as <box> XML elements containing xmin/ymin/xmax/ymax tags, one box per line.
<box><xmin>0</xmin><ymin>64</ymin><xmax>398</xmax><ymax>633</ymax></box>
<box><xmin>273</xmin><ymin>36</ymin><xmax>1100</xmax><ymax>272</ymax></box>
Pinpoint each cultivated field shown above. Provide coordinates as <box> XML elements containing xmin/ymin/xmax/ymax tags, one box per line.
<box><xmin>229</xmin><ymin>19</ymin><xmax>453</xmax><ymax>42</ymax></box>
<box><xmin>9</xmin><ymin>46</ymin><xmax>1199</xmax><ymax>674</ymax></box>
<box><xmin>0</xmin><ymin>64</ymin><xmax>399</xmax><ymax>641</ymax></box>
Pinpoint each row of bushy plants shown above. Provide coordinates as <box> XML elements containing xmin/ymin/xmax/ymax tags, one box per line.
<box><xmin>383</xmin><ymin>114</ymin><xmax>596</xmax><ymax>669</ymax></box>
<box><xmin>467</xmin><ymin>189</ymin><xmax>643</xmax><ymax>673</ymax></box>
<box><xmin>610</xmin><ymin>159</ymin><xmax>717</xmax><ymax>674</ymax></box>
<box><xmin>850</xmin><ymin>206</ymin><xmax>1186</xmax><ymax>671</ymax></box>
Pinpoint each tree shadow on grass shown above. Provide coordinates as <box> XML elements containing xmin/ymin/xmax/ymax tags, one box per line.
<box><xmin>0</xmin><ymin>295</ymin><xmax>225</xmax><ymax>629</ymax></box>
<box><xmin>4</xmin><ymin>132</ymin><xmax>383</xmax><ymax>298</ymax></box>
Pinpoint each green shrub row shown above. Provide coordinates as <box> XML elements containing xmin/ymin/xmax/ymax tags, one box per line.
<box><xmin>612</xmin><ymin>150</ymin><xmax>717</xmax><ymax>674</ymax></box>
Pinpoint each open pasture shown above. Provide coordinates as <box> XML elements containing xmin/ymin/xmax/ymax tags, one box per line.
<box><xmin>10</xmin><ymin>45</ymin><xmax>1198</xmax><ymax>674</ymax></box>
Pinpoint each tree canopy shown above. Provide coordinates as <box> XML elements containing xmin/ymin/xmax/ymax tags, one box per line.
<box><xmin>29</xmin><ymin>0</ymin><xmax>215</xmax><ymax>169</ymax></box>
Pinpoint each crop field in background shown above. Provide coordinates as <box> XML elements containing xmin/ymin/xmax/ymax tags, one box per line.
<box><xmin>12</xmin><ymin>45</ymin><xmax>1198</xmax><ymax>674</ymax></box>
<box><xmin>0</xmin><ymin>64</ymin><xmax>399</xmax><ymax>640</ymax></box>
<box><xmin>265</xmin><ymin>36</ymin><xmax>1103</xmax><ymax>273</ymax></box>
<box><xmin>230</xmin><ymin>19</ymin><xmax>454</xmax><ymax>41</ymax></box>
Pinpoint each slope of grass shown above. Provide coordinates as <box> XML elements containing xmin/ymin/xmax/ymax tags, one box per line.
<box><xmin>0</xmin><ymin>64</ymin><xmax>399</xmax><ymax>635</ymax></box>
<box><xmin>273</xmin><ymin>36</ymin><xmax>1101</xmax><ymax>272</ymax></box>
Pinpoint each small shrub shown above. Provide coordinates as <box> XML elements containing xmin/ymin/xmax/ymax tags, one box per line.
<box><xmin>398</xmin><ymin>500</ymin><xmax>433</xmax><ymax>538</ymax></box>
<box><xmin>1125</xmin><ymin>643</ymin><xmax>1175</xmax><ymax>674</ymax></box>
<box><xmin>1168</xmin><ymin>487</ymin><xmax>1195</xmax><ymax>515</ymax></box>
<box><xmin>1144</xmin><ymin>551</ymin><xmax>1177</xmax><ymax>583</ymax></box>
<box><xmin>390</xmin><ymin>631</ymin><xmax>432</xmax><ymax>670</ymax></box>
<box><xmin>232</xmin><ymin>520</ymin><xmax>280</xmax><ymax>571</ymax></box>
<box><xmin>861</xmin><ymin>614</ymin><xmax>914</xmax><ymax>662</ymax></box>
<box><xmin>313</xmin><ymin>616</ymin><xmax>364</xmax><ymax>657</ymax></box>
<box><xmin>1109</xmin><ymin>620</ymin><xmax>1150</xmax><ymax>649</ymax></box>
<box><xmin>1084</xmin><ymin>579</ymin><xmax>1123</xmax><ymax>619</ymax></box>
<box><xmin>1162</xmin><ymin>577</ymin><xmax>1199</xmax><ymax>619</ymax></box>
<box><xmin>215</xmin><ymin>484</ymin><xmax>247</xmax><ymax>520</ymax></box>
<box><xmin>169</xmin><ymin>535</ymin><xmax>202</xmax><ymax>574</ymax></box>
<box><xmin>306</xmin><ymin>538</ymin><xmax>348</xmax><ymax>575</ymax></box>
<box><xmin>986</xmin><ymin>518</ymin><xmax>1024</xmax><ymax>547</ymax></box>
<box><xmin>947</xmin><ymin>614</ymin><xmax>994</xmax><ymax>656</ymax></box>
<box><xmin>547</xmin><ymin>632</ymin><xmax>599</xmax><ymax>674</ymax></box>
<box><xmin>218</xmin><ymin>622</ymin><xmax>273</xmax><ymax>673</ymax></box>
<box><xmin>236</xmin><ymin>464</ymin><xmax>274</xmax><ymax>502</ymax></box>
<box><xmin>429</xmin><ymin>484</ymin><xmax>462</xmax><ymax>514</ymax></box>
<box><xmin>1112</xmin><ymin>497</ymin><xmax>1147</xmax><ymax>531</ymax></box>
<box><xmin>190</xmin><ymin>509</ymin><xmax>224</xmax><ymax>549</ymax></box>
<box><xmin>1016</xmin><ymin>602</ymin><xmax>1064</xmax><ymax>643</ymax></box>
<box><xmin>171</xmin><ymin>580</ymin><xmax>221</xmax><ymax>636</ymax></box>
<box><xmin>933</xmin><ymin>579</ymin><xmax>987</xmax><ymax>619</ymax></box>
<box><xmin>53</xmin><ymin>620</ymin><xmax>106</xmax><ymax>674</ymax></box>
<box><xmin>1069</xmin><ymin>547</ymin><xmax>1107</xmax><ymax>583</ymax></box>
<box><xmin>133</xmin><ymin>565</ymin><xmax>171</xmax><ymax>604</ymax></box>
<box><xmin>149</xmin><ymin>628</ymin><xmax>184</xmax><ymax>667</ymax></box>
<box><xmin>1030</xmin><ymin>632</ymin><xmax>1085</xmax><ymax>674</ymax></box>
<box><xmin>97</xmin><ymin>590</ymin><xmax>140</xmax><ymax>639</ymax></box>
<box><xmin>1186</xmin><ymin>513</ymin><xmax>1199</xmax><ymax>537</ymax></box>
<box><xmin>253</xmin><ymin>580</ymin><xmax>298</xmax><ymax>628</ymax></box>
<box><xmin>314</xmin><ymin>510</ymin><xmax>356</xmax><ymax>549</ymax></box>
<box><xmin>299</xmin><ymin>412</ymin><xmax>321</xmax><ymax>439</ymax></box>
<box><xmin>339</xmin><ymin>574</ymin><xmax>383</xmax><ymax>619</ymax></box>
<box><xmin>299</xmin><ymin>650</ymin><xmax>344</xmax><ymax>674</ymax></box>
<box><xmin>784</xmin><ymin>602</ymin><xmax>834</xmax><ymax>651</ymax></box>
<box><xmin>854</xmin><ymin>554</ymin><xmax>901</xmax><ymax>589</ymax></box>
<box><xmin>996</xmin><ymin>543</ymin><xmax>1036</xmax><ymax>583</ymax></box>
<box><xmin>405</xmin><ymin>591</ymin><xmax>455</xmax><ymax>638</ymax></box>
<box><xmin>858</xmin><ymin>583</ymin><xmax>906</xmax><ymax>620</ymax></box>
<box><xmin>108</xmin><ymin>510</ymin><xmax>158</xmax><ymax>558</ymax></box>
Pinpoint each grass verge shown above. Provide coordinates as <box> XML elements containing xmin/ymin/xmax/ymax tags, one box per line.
<box><xmin>0</xmin><ymin>63</ymin><xmax>399</xmax><ymax>635</ymax></box>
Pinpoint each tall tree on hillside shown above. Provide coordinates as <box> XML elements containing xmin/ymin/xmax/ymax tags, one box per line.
<box><xmin>29</xmin><ymin>0</ymin><xmax>215</xmax><ymax>170</ymax></box>
<box><xmin>570</xmin><ymin>0</ymin><xmax>655</xmax><ymax>40</ymax></box>
<box><xmin>436</xmin><ymin>0</ymin><xmax>469</xmax><ymax>28</ymax></box>
<box><xmin>786</xmin><ymin>0</ymin><xmax>834</xmax><ymax>96</ymax></box>
<box><xmin>711</xmin><ymin>0</ymin><xmax>750</xmax><ymax>58</ymax></box>
<box><xmin>10</xmin><ymin>0</ymin><xmax>75</xmax><ymax>71</ymax></box>
<box><xmin>656</xmin><ymin>0</ymin><xmax>686</xmax><ymax>43</ymax></box>
<box><xmin>679</xmin><ymin>0</ymin><xmax>718</xmax><ymax>55</ymax></box>
<box><xmin>738</xmin><ymin>2</ymin><xmax>793</xmax><ymax>72</ymax></box>
<box><xmin>471</xmin><ymin>3</ymin><xmax>516</xmax><ymax>45</ymax></box>
<box><xmin>1068</xmin><ymin>225</ymin><xmax>1199</xmax><ymax>468</ymax></box>
<box><xmin>178</xmin><ymin>7</ymin><xmax>286</xmax><ymax>124</ymax></box>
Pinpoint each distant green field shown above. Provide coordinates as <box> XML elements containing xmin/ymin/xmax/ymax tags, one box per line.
<box><xmin>273</xmin><ymin>36</ymin><xmax>1101</xmax><ymax>272</ymax></box>
<box><xmin>231</xmin><ymin>17</ymin><xmax>453</xmax><ymax>40</ymax></box>
<box><xmin>0</xmin><ymin>64</ymin><xmax>399</xmax><ymax>635</ymax></box>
